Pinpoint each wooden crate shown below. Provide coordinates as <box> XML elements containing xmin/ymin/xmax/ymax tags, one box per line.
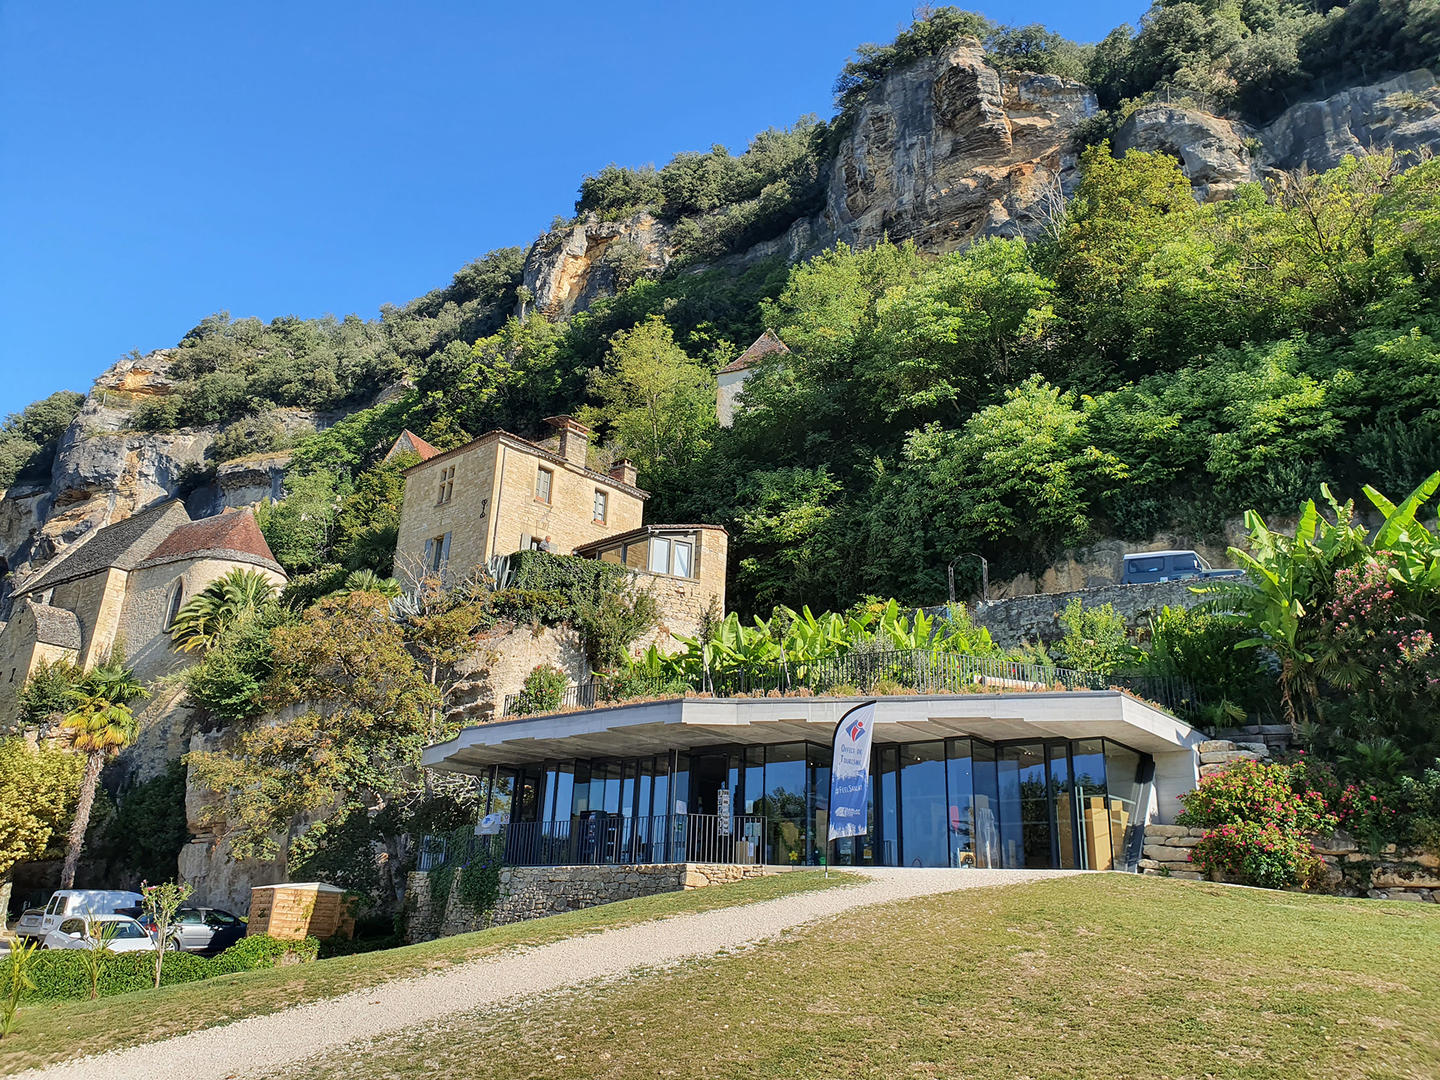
<box><xmin>247</xmin><ymin>883</ymin><xmax>354</xmax><ymax>941</ymax></box>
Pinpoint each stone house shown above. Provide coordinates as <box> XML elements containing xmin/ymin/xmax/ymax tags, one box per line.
<box><xmin>716</xmin><ymin>329</ymin><xmax>788</xmax><ymax>427</ymax></box>
<box><xmin>0</xmin><ymin>501</ymin><xmax>287</xmax><ymax>726</ymax></box>
<box><xmin>394</xmin><ymin>417</ymin><xmax>729</xmax><ymax>644</ymax></box>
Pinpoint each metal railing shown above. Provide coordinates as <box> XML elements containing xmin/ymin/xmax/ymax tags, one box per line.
<box><xmin>420</xmin><ymin>814</ymin><xmax>766</xmax><ymax>871</ymax></box>
<box><xmin>502</xmin><ymin>650</ymin><xmax>1197</xmax><ymax>718</ymax></box>
<box><xmin>503</xmin><ymin>676</ymin><xmax>604</xmax><ymax>718</ymax></box>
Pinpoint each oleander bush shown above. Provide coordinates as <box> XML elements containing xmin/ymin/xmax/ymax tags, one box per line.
<box><xmin>1176</xmin><ymin>759</ymin><xmax>1337</xmax><ymax>889</ymax></box>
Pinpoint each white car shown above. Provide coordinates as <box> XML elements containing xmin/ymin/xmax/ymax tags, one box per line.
<box><xmin>42</xmin><ymin>915</ymin><xmax>157</xmax><ymax>953</ymax></box>
<box><xmin>15</xmin><ymin>889</ymin><xmax>144</xmax><ymax>943</ymax></box>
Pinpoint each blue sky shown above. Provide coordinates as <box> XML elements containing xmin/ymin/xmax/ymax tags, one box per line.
<box><xmin>0</xmin><ymin>1</ymin><xmax>1145</xmax><ymax>417</ymax></box>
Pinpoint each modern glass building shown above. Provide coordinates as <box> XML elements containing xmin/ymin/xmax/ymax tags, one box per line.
<box><xmin>422</xmin><ymin>693</ymin><xmax>1204</xmax><ymax>873</ymax></box>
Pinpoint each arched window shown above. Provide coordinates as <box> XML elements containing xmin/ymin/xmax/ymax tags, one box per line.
<box><xmin>165</xmin><ymin>582</ymin><xmax>185</xmax><ymax>629</ymax></box>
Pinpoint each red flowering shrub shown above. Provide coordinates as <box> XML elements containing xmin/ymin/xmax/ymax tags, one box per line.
<box><xmin>1176</xmin><ymin>760</ymin><xmax>1337</xmax><ymax>889</ymax></box>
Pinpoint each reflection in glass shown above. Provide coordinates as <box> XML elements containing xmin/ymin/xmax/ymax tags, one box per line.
<box><xmin>808</xmin><ymin>743</ymin><xmax>830</xmax><ymax>867</ymax></box>
<box><xmin>1103</xmin><ymin>742</ymin><xmax>1150</xmax><ymax>871</ymax></box>
<box><xmin>1048</xmin><ymin>744</ymin><xmax>1076</xmax><ymax>869</ymax></box>
<box><xmin>761</xmin><ymin>743</ymin><xmax>808</xmax><ymax>865</ymax></box>
<box><xmin>878</xmin><ymin>745</ymin><xmax>899</xmax><ymax>866</ymax></box>
<box><xmin>1071</xmin><ymin>739</ymin><xmax>1110</xmax><ymax>869</ymax></box>
<box><xmin>998</xmin><ymin>743</ymin><xmax>1051</xmax><ymax>868</ymax></box>
<box><xmin>972</xmin><ymin>740</ymin><xmax>1000</xmax><ymax>868</ymax></box>
<box><xmin>945</xmin><ymin>739</ymin><xmax>976</xmax><ymax>867</ymax></box>
<box><xmin>900</xmin><ymin>742</ymin><xmax>948</xmax><ymax>867</ymax></box>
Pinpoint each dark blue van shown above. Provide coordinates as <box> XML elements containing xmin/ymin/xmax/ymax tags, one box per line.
<box><xmin>1121</xmin><ymin>550</ymin><xmax>1243</xmax><ymax>585</ymax></box>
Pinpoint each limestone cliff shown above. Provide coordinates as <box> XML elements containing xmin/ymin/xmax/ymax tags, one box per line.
<box><xmin>519</xmin><ymin>45</ymin><xmax>1440</xmax><ymax>318</ymax></box>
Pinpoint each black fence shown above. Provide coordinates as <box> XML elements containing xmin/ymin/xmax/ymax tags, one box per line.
<box><xmin>503</xmin><ymin>649</ymin><xmax>1198</xmax><ymax>718</ymax></box>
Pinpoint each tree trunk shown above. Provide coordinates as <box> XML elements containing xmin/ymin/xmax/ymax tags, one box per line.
<box><xmin>59</xmin><ymin>753</ymin><xmax>104</xmax><ymax>890</ymax></box>
<box><xmin>0</xmin><ymin>876</ymin><xmax>11</xmax><ymax>927</ymax></box>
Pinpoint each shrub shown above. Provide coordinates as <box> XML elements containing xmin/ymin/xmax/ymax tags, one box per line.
<box><xmin>513</xmin><ymin>664</ymin><xmax>569</xmax><ymax>715</ymax></box>
<box><xmin>211</xmin><ymin>934</ymin><xmax>319</xmax><ymax>972</ymax></box>
<box><xmin>1176</xmin><ymin>760</ymin><xmax>1337</xmax><ymax>889</ymax></box>
<box><xmin>21</xmin><ymin>934</ymin><xmax>317</xmax><ymax>1003</ymax></box>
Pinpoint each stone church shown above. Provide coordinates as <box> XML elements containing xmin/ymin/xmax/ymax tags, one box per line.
<box><xmin>0</xmin><ymin>501</ymin><xmax>286</xmax><ymax>727</ymax></box>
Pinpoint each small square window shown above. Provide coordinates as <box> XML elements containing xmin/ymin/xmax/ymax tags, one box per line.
<box><xmin>536</xmin><ymin>466</ymin><xmax>553</xmax><ymax>504</ymax></box>
<box><xmin>593</xmin><ymin>489</ymin><xmax>608</xmax><ymax>524</ymax></box>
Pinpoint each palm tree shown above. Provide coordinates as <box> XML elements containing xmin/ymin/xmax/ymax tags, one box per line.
<box><xmin>337</xmin><ymin>569</ymin><xmax>403</xmax><ymax>599</ymax></box>
<box><xmin>58</xmin><ymin>661</ymin><xmax>147</xmax><ymax>889</ymax></box>
<box><xmin>169</xmin><ymin>568</ymin><xmax>278</xmax><ymax>653</ymax></box>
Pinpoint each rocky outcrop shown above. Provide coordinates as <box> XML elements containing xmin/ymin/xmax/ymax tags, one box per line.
<box><xmin>823</xmin><ymin>42</ymin><xmax>1097</xmax><ymax>252</ymax></box>
<box><xmin>522</xmin><ymin>211</ymin><xmax>671</xmax><ymax>318</ymax></box>
<box><xmin>1114</xmin><ymin>105</ymin><xmax>1257</xmax><ymax>200</ymax></box>
<box><xmin>1261</xmin><ymin>69</ymin><xmax>1440</xmax><ymax>172</ymax></box>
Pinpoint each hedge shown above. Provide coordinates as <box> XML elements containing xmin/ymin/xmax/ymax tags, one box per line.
<box><xmin>507</xmin><ymin>550</ymin><xmax>627</xmax><ymax>618</ymax></box>
<box><xmin>21</xmin><ymin>935</ymin><xmax>319</xmax><ymax>1004</ymax></box>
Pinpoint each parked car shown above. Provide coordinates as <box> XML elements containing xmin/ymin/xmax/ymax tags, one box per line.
<box><xmin>1121</xmin><ymin>550</ymin><xmax>1244</xmax><ymax>585</ymax></box>
<box><xmin>14</xmin><ymin>890</ymin><xmax>144</xmax><ymax>943</ymax></box>
<box><xmin>136</xmin><ymin>906</ymin><xmax>245</xmax><ymax>954</ymax></box>
<box><xmin>42</xmin><ymin>914</ymin><xmax>156</xmax><ymax>952</ymax></box>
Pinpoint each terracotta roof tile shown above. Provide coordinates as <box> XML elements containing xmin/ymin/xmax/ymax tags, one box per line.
<box><xmin>385</xmin><ymin>430</ymin><xmax>443</xmax><ymax>463</ymax></box>
<box><xmin>717</xmin><ymin>329</ymin><xmax>789</xmax><ymax>375</ymax></box>
<box><xmin>138</xmin><ymin>509</ymin><xmax>283</xmax><ymax>573</ymax></box>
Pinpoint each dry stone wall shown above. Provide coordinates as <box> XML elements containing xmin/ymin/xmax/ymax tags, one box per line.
<box><xmin>1139</xmin><ymin>739</ymin><xmax>1439</xmax><ymax>901</ymax></box>
<box><xmin>970</xmin><ymin>579</ymin><xmax>1207</xmax><ymax>647</ymax></box>
<box><xmin>405</xmin><ymin>862</ymin><xmax>775</xmax><ymax>942</ymax></box>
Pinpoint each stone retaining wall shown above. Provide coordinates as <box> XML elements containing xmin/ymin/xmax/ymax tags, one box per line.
<box><xmin>968</xmin><ymin>580</ymin><xmax>1208</xmax><ymax>648</ymax></box>
<box><xmin>1138</xmin><ymin>739</ymin><xmax>1440</xmax><ymax>902</ymax></box>
<box><xmin>405</xmin><ymin>862</ymin><xmax>775</xmax><ymax>942</ymax></box>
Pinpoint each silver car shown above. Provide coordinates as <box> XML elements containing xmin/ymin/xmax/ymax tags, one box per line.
<box><xmin>159</xmin><ymin>907</ymin><xmax>246</xmax><ymax>954</ymax></box>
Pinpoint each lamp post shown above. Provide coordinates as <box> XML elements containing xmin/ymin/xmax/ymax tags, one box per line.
<box><xmin>948</xmin><ymin>553</ymin><xmax>989</xmax><ymax>604</ymax></box>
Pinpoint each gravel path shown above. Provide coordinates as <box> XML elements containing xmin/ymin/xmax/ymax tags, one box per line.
<box><xmin>24</xmin><ymin>868</ymin><xmax>1077</xmax><ymax>1080</ymax></box>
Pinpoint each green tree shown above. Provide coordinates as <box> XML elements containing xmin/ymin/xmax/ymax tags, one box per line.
<box><xmin>187</xmin><ymin>593</ymin><xmax>449</xmax><ymax>906</ymax></box>
<box><xmin>0</xmin><ymin>740</ymin><xmax>81</xmax><ymax>919</ymax></box>
<box><xmin>256</xmin><ymin>471</ymin><xmax>343</xmax><ymax>575</ymax></box>
<box><xmin>58</xmin><ymin>661</ymin><xmax>148</xmax><ymax>889</ymax></box>
<box><xmin>579</xmin><ymin>316</ymin><xmax>716</xmax><ymax>480</ymax></box>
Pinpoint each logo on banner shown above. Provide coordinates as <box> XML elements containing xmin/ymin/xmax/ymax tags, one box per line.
<box><xmin>828</xmin><ymin>701</ymin><xmax>876</xmax><ymax>842</ymax></box>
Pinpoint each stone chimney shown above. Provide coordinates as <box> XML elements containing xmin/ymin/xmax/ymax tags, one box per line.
<box><xmin>544</xmin><ymin>415</ymin><xmax>590</xmax><ymax>468</ymax></box>
<box><xmin>608</xmin><ymin>458</ymin><xmax>638</xmax><ymax>487</ymax></box>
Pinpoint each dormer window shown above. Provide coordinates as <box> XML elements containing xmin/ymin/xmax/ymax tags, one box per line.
<box><xmin>437</xmin><ymin>465</ymin><xmax>456</xmax><ymax>505</ymax></box>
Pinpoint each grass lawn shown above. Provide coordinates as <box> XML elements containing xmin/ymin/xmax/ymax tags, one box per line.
<box><xmin>284</xmin><ymin>874</ymin><xmax>1440</xmax><ymax>1080</ymax></box>
<box><xmin>0</xmin><ymin>870</ymin><xmax>851</xmax><ymax>1076</ymax></box>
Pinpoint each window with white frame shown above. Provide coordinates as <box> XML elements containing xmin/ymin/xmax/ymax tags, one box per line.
<box><xmin>437</xmin><ymin>465</ymin><xmax>456</xmax><ymax>504</ymax></box>
<box><xmin>648</xmin><ymin>536</ymin><xmax>671</xmax><ymax>574</ymax></box>
<box><xmin>645</xmin><ymin>535</ymin><xmax>697</xmax><ymax>578</ymax></box>
<box><xmin>672</xmin><ymin>539</ymin><xmax>694</xmax><ymax>578</ymax></box>
<box><xmin>593</xmin><ymin>489</ymin><xmax>608</xmax><ymax>524</ymax></box>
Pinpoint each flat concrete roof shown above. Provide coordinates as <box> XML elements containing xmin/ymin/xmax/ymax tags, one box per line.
<box><xmin>423</xmin><ymin>692</ymin><xmax>1204</xmax><ymax>775</ymax></box>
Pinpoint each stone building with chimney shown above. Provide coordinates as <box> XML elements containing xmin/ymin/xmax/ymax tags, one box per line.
<box><xmin>393</xmin><ymin>416</ymin><xmax>727</xmax><ymax>642</ymax></box>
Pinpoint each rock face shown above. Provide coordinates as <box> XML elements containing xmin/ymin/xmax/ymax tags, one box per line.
<box><xmin>824</xmin><ymin>42</ymin><xmax>1097</xmax><ymax>251</ymax></box>
<box><xmin>522</xmin><ymin>211</ymin><xmax>671</xmax><ymax>319</ymax></box>
<box><xmin>1261</xmin><ymin>69</ymin><xmax>1440</xmax><ymax>172</ymax></box>
<box><xmin>1114</xmin><ymin>105</ymin><xmax>1257</xmax><ymax>200</ymax></box>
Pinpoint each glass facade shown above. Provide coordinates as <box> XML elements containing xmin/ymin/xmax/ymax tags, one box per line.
<box><xmin>476</xmin><ymin>736</ymin><xmax>1154</xmax><ymax>871</ymax></box>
